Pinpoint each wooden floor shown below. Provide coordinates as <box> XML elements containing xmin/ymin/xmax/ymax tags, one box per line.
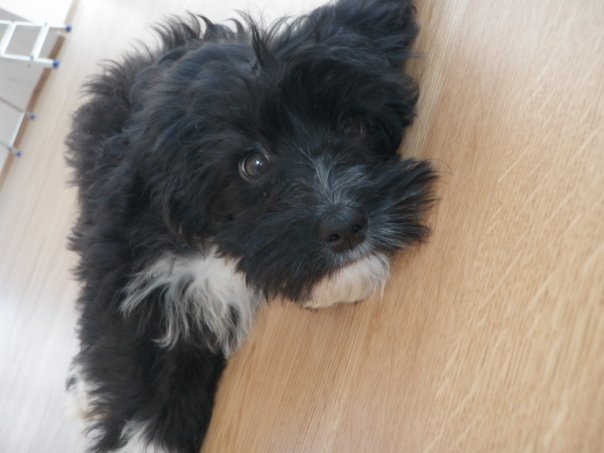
<box><xmin>0</xmin><ymin>0</ymin><xmax>602</xmax><ymax>452</ymax></box>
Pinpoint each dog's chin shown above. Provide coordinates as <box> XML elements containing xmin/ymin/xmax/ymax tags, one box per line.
<box><xmin>301</xmin><ymin>253</ymin><xmax>391</xmax><ymax>309</ymax></box>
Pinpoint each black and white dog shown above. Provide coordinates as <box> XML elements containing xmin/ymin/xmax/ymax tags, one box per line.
<box><xmin>66</xmin><ymin>0</ymin><xmax>435</xmax><ymax>451</ymax></box>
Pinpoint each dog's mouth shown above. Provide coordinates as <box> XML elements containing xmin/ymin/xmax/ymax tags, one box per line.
<box><xmin>330</xmin><ymin>240</ymin><xmax>373</xmax><ymax>267</ymax></box>
<box><xmin>301</xmin><ymin>252</ymin><xmax>391</xmax><ymax>309</ymax></box>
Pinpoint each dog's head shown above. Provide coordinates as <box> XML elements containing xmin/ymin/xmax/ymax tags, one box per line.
<box><xmin>134</xmin><ymin>0</ymin><xmax>436</xmax><ymax>307</ymax></box>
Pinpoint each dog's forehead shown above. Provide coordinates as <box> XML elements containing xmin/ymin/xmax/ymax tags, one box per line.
<box><xmin>183</xmin><ymin>46</ymin><xmax>375</xmax><ymax>111</ymax></box>
<box><xmin>160</xmin><ymin>42</ymin><xmax>402</xmax><ymax>167</ymax></box>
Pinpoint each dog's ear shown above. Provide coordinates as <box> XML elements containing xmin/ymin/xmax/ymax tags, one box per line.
<box><xmin>151</xmin><ymin>161</ymin><xmax>216</xmax><ymax>245</ymax></box>
<box><xmin>273</xmin><ymin>0</ymin><xmax>418</xmax><ymax>69</ymax></box>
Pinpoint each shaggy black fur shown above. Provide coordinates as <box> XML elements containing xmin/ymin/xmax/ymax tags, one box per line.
<box><xmin>66</xmin><ymin>0</ymin><xmax>436</xmax><ymax>451</ymax></box>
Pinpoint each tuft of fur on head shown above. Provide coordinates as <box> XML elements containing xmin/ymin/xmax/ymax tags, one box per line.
<box><xmin>66</xmin><ymin>1</ymin><xmax>436</xmax><ymax>452</ymax></box>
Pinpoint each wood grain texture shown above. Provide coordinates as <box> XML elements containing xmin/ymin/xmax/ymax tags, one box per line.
<box><xmin>0</xmin><ymin>0</ymin><xmax>602</xmax><ymax>452</ymax></box>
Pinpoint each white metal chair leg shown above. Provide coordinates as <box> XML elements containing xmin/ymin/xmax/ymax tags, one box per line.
<box><xmin>0</xmin><ymin>96</ymin><xmax>36</xmax><ymax>157</ymax></box>
<box><xmin>0</xmin><ymin>20</ymin><xmax>71</xmax><ymax>68</ymax></box>
<box><xmin>0</xmin><ymin>20</ymin><xmax>71</xmax><ymax>158</ymax></box>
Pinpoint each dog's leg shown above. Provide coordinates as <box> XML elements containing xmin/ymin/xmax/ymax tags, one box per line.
<box><xmin>116</xmin><ymin>344</ymin><xmax>226</xmax><ymax>453</ymax></box>
<box><xmin>69</xmin><ymin>337</ymin><xmax>225</xmax><ymax>453</ymax></box>
<box><xmin>68</xmin><ymin>249</ymin><xmax>260</xmax><ymax>452</ymax></box>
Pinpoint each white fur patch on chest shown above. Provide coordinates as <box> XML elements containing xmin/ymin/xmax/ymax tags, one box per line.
<box><xmin>303</xmin><ymin>253</ymin><xmax>390</xmax><ymax>309</ymax></box>
<box><xmin>121</xmin><ymin>249</ymin><xmax>262</xmax><ymax>356</ymax></box>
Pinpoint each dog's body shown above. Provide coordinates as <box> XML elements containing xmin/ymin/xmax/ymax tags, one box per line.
<box><xmin>66</xmin><ymin>0</ymin><xmax>435</xmax><ymax>451</ymax></box>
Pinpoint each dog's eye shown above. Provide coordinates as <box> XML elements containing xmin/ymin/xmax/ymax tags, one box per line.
<box><xmin>239</xmin><ymin>150</ymin><xmax>270</xmax><ymax>180</ymax></box>
<box><xmin>341</xmin><ymin>117</ymin><xmax>366</xmax><ymax>137</ymax></box>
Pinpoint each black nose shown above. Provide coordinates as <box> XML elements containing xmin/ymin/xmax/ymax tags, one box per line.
<box><xmin>318</xmin><ymin>207</ymin><xmax>367</xmax><ymax>252</ymax></box>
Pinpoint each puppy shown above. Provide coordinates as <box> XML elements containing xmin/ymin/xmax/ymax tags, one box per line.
<box><xmin>66</xmin><ymin>0</ymin><xmax>436</xmax><ymax>451</ymax></box>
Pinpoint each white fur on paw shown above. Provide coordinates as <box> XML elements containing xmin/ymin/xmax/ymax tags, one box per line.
<box><xmin>118</xmin><ymin>422</ymin><xmax>169</xmax><ymax>453</ymax></box>
<box><xmin>66</xmin><ymin>363</ymin><xmax>99</xmax><ymax>423</ymax></box>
